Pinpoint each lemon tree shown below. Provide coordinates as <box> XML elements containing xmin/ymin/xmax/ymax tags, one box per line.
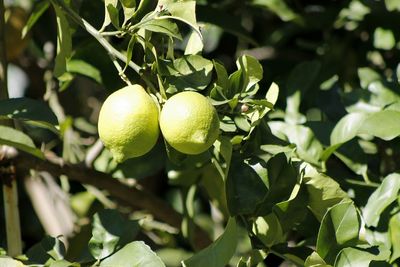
<box><xmin>160</xmin><ymin>91</ymin><xmax>219</xmax><ymax>155</ymax></box>
<box><xmin>98</xmin><ymin>84</ymin><xmax>159</xmax><ymax>162</ymax></box>
<box><xmin>2</xmin><ymin>0</ymin><xmax>400</xmax><ymax>267</ymax></box>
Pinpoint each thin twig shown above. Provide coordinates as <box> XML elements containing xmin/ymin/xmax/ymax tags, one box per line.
<box><xmin>50</xmin><ymin>0</ymin><xmax>157</xmax><ymax>91</ymax></box>
<box><xmin>13</xmin><ymin>152</ymin><xmax>212</xmax><ymax>250</ymax></box>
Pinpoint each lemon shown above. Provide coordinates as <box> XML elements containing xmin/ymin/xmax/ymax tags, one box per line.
<box><xmin>160</xmin><ymin>91</ymin><xmax>219</xmax><ymax>155</ymax></box>
<box><xmin>98</xmin><ymin>85</ymin><xmax>159</xmax><ymax>162</ymax></box>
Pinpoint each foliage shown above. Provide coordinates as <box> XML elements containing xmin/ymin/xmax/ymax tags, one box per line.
<box><xmin>1</xmin><ymin>0</ymin><xmax>400</xmax><ymax>266</ymax></box>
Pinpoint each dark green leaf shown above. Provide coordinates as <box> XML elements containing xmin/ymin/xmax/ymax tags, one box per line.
<box><xmin>226</xmin><ymin>156</ymin><xmax>268</xmax><ymax>216</ymax></box>
<box><xmin>182</xmin><ymin>218</ymin><xmax>238</xmax><ymax>267</ymax></box>
<box><xmin>26</xmin><ymin>236</ymin><xmax>66</xmax><ymax>264</ymax></box>
<box><xmin>107</xmin><ymin>4</ymin><xmax>120</xmax><ymax>29</ymax></box>
<box><xmin>140</xmin><ymin>17</ymin><xmax>181</xmax><ymax>39</ymax></box>
<box><xmin>99</xmin><ymin>241</ymin><xmax>165</xmax><ymax>267</ymax></box>
<box><xmin>0</xmin><ymin>97</ymin><xmax>58</xmax><ymax>127</ymax></box>
<box><xmin>0</xmin><ymin>125</ymin><xmax>43</xmax><ymax>159</ymax></box>
<box><xmin>100</xmin><ymin>0</ymin><xmax>118</xmax><ymax>30</ymax></box>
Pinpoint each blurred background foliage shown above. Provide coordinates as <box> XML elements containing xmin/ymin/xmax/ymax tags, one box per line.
<box><xmin>1</xmin><ymin>0</ymin><xmax>400</xmax><ymax>266</ymax></box>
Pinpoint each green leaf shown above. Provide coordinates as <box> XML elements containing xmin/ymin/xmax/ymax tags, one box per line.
<box><xmin>373</xmin><ymin>28</ymin><xmax>395</xmax><ymax>50</ymax></box>
<box><xmin>182</xmin><ymin>218</ymin><xmax>238</xmax><ymax>267</ymax></box>
<box><xmin>363</xmin><ymin>173</ymin><xmax>400</xmax><ymax>227</ymax></box>
<box><xmin>358</xmin><ymin>110</ymin><xmax>400</xmax><ymax>140</ymax></box>
<box><xmin>330</xmin><ymin>112</ymin><xmax>368</xmax><ymax>145</ymax></box>
<box><xmin>100</xmin><ymin>0</ymin><xmax>118</xmax><ymax>31</ymax></box>
<box><xmin>67</xmin><ymin>60</ymin><xmax>102</xmax><ymax>84</ymax></box>
<box><xmin>0</xmin><ymin>257</ymin><xmax>26</xmax><ymax>267</ymax></box>
<box><xmin>358</xmin><ymin>67</ymin><xmax>381</xmax><ymax>88</ymax></box>
<box><xmin>159</xmin><ymin>55</ymin><xmax>213</xmax><ymax>93</ymax></box>
<box><xmin>251</xmin><ymin>0</ymin><xmax>301</xmax><ymax>22</ymax></box>
<box><xmin>256</xmin><ymin>153</ymin><xmax>298</xmax><ymax>216</ymax></box>
<box><xmin>269</xmin><ymin>122</ymin><xmax>324</xmax><ymax>165</ymax></box>
<box><xmin>335</xmin><ymin>246</ymin><xmax>390</xmax><ymax>267</ymax></box>
<box><xmin>252</xmin><ymin>213</ymin><xmax>284</xmax><ymax>247</ymax></box>
<box><xmin>316</xmin><ymin>201</ymin><xmax>360</xmax><ymax>264</ymax></box>
<box><xmin>89</xmin><ymin>209</ymin><xmax>140</xmax><ymax>260</ymax></box>
<box><xmin>185</xmin><ymin>29</ymin><xmax>203</xmax><ymax>55</ymax></box>
<box><xmin>0</xmin><ymin>125</ymin><xmax>43</xmax><ymax>159</ymax></box>
<box><xmin>226</xmin><ymin>156</ymin><xmax>268</xmax><ymax>216</ymax></box>
<box><xmin>236</xmin><ymin>55</ymin><xmax>263</xmax><ymax>95</ymax></box>
<box><xmin>158</xmin><ymin>1</ymin><xmax>201</xmax><ymax>38</ymax></box>
<box><xmin>140</xmin><ymin>17</ymin><xmax>182</xmax><ymax>39</ymax></box>
<box><xmin>26</xmin><ymin>236</ymin><xmax>66</xmax><ymax>264</ymax></box>
<box><xmin>106</xmin><ymin>4</ymin><xmax>120</xmax><ymax>29</ymax></box>
<box><xmin>52</xmin><ymin>3</ymin><xmax>72</xmax><ymax>78</ymax></box>
<box><xmin>99</xmin><ymin>241</ymin><xmax>165</xmax><ymax>267</ymax></box>
<box><xmin>266</xmin><ymin>82</ymin><xmax>279</xmax><ymax>107</ymax></box>
<box><xmin>22</xmin><ymin>1</ymin><xmax>50</xmax><ymax>38</ymax></box>
<box><xmin>304</xmin><ymin>167</ymin><xmax>349</xmax><ymax>221</ymax></box>
<box><xmin>385</xmin><ymin>0</ymin><xmax>400</xmax><ymax>11</ymax></box>
<box><xmin>389</xmin><ymin>213</ymin><xmax>400</xmax><ymax>262</ymax></box>
<box><xmin>0</xmin><ymin>97</ymin><xmax>59</xmax><ymax>133</ymax></box>
<box><xmin>304</xmin><ymin>252</ymin><xmax>331</xmax><ymax>267</ymax></box>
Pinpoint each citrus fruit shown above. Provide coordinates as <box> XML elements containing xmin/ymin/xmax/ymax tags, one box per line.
<box><xmin>98</xmin><ymin>85</ymin><xmax>159</xmax><ymax>162</ymax></box>
<box><xmin>160</xmin><ymin>91</ymin><xmax>219</xmax><ymax>155</ymax></box>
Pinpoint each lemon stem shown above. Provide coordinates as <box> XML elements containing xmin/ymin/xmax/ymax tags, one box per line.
<box><xmin>0</xmin><ymin>0</ymin><xmax>23</xmax><ymax>257</ymax></box>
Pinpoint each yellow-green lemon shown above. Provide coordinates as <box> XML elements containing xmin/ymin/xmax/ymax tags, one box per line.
<box><xmin>160</xmin><ymin>91</ymin><xmax>219</xmax><ymax>155</ymax></box>
<box><xmin>98</xmin><ymin>85</ymin><xmax>159</xmax><ymax>162</ymax></box>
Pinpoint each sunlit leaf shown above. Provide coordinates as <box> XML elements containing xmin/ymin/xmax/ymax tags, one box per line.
<box><xmin>363</xmin><ymin>173</ymin><xmax>400</xmax><ymax>227</ymax></box>
<box><xmin>316</xmin><ymin>201</ymin><xmax>360</xmax><ymax>264</ymax></box>
<box><xmin>99</xmin><ymin>241</ymin><xmax>165</xmax><ymax>267</ymax></box>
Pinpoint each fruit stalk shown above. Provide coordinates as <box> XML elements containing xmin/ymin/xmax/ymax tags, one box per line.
<box><xmin>0</xmin><ymin>0</ymin><xmax>22</xmax><ymax>257</ymax></box>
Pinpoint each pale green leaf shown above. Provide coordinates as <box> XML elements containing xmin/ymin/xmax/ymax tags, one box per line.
<box><xmin>374</xmin><ymin>28</ymin><xmax>395</xmax><ymax>50</ymax></box>
<box><xmin>363</xmin><ymin>173</ymin><xmax>400</xmax><ymax>227</ymax></box>
<box><xmin>99</xmin><ymin>241</ymin><xmax>165</xmax><ymax>267</ymax></box>
<box><xmin>335</xmin><ymin>246</ymin><xmax>390</xmax><ymax>267</ymax></box>
<box><xmin>67</xmin><ymin>60</ymin><xmax>102</xmax><ymax>84</ymax></box>
<box><xmin>358</xmin><ymin>110</ymin><xmax>400</xmax><ymax>140</ymax></box>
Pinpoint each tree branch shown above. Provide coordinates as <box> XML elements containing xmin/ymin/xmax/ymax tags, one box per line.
<box><xmin>12</xmin><ymin>152</ymin><xmax>212</xmax><ymax>250</ymax></box>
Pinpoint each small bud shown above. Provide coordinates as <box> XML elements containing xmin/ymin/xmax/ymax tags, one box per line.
<box><xmin>241</xmin><ymin>104</ymin><xmax>249</xmax><ymax>113</ymax></box>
